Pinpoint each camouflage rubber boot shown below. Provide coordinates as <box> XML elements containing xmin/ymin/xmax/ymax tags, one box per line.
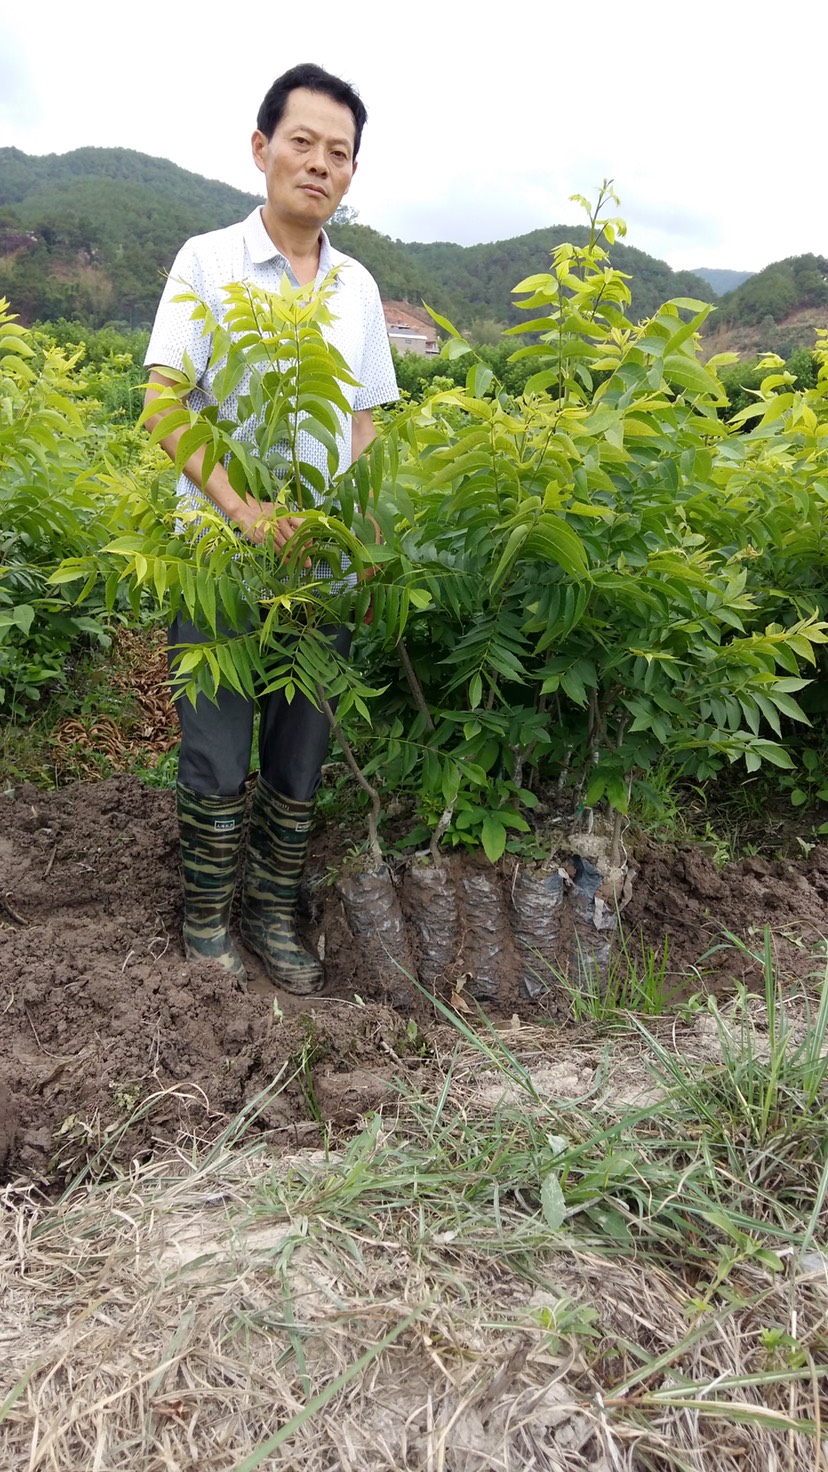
<box><xmin>177</xmin><ymin>784</ymin><xmax>247</xmax><ymax>979</ymax></box>
<box><xmin>239</xmin><ymin>777</ymin><xmax>324</xmax><ymax>995</ymax></box>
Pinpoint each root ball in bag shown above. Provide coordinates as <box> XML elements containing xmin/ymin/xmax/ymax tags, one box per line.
<box><xmin>510</xmin><ymin>863</ymin><xmax>567</xmax><ymax>1000</ymax></box>
<box><xmin>402</xmin><ymin>857</ymin><xmax>461</xmax><ymax>988</ymax></box>
<box><xmin>459</xmin><ymin>865</ymin><xmax>520</xmax><ymax>1003</ymax></box>
<box><xmin>568</xmin><ymin>855</ymin><xmax>618</xmax><ymax>987</ymax></box>
<box><xmin>336</xmin><ymin>863</ymin><xmax>418</xmax><ymax>1009</ymax></box>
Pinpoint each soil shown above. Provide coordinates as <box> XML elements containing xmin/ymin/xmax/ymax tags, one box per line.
<box><xmin>2</xmin><ymin>774</ymin><xmax>827</xmax><ymax>1182</ymax></box>
<box><xmin>624</xmin><ymin>837</ymin><xmax>828</xmax><ymax>986</ymax></box>
<box><xmin>702</xmin><ymin>303</ymin><xmax>828</xmax><ymax>362</ymax></box>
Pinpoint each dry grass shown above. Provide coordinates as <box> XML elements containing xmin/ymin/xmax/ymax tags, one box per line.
<box><xmin>2</xmin><ymin>993</ymin><xmax>828</xmax><ymax>1471</ymax></box>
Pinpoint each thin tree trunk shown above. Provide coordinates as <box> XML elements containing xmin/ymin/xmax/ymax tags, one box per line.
<box><xmin>317</xmin><ymin>686</ymin><xmax>382</xmax><ymax>866</ymax></box>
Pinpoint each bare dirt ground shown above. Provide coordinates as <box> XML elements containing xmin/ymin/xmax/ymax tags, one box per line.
<box><xmin>2</xmin><ymin>774</ymin><xmax>828</xmax><ymax>1181</ymax></box>
<box><xmin>702</xmin><ymin>303</ymin><xmax>828</xmax><ymax>359</ymax></box>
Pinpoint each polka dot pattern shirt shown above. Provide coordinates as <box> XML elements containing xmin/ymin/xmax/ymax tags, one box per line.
<box><xmin>144</xmin><ymin>206</ymin><xmax>399</xmax><ymax>531</ymax></box>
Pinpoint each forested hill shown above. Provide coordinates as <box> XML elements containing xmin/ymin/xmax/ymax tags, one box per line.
<box><xmin>323</xmin><ymin>220</ymin><xmax>455</xmax><ymax>318</ymax></box>
<box><xmin>0</xmin><ymin>147</ymin><xmax>265</xmax><ymax>326</ymax></box>
<box><xmin>715</xmin><ymin>254</ymin><xmax>828</xmax><ymax>327</ymax></box>
<box><xmin>701</xmin><ymin>253</ymin><xmax>828</xmax><ymax>360</ymax></box>
<box><xmin>0</xmin><ymin>146</ymin><xmax>261</xmax><ymax>222</ymax></box>
<box><xmin>405</xmin><ymin>230</ymin><xmax>715</xmax><ymax>328</ymax></box>
<box><xmin>1</xmin><ymin>144</ymin><xmax>714</xmax><ymax>329</ymax></box>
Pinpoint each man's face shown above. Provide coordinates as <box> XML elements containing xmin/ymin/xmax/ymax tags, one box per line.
<box><xmin>252</xmin><ymin>88</ymin><xmax>357</xmax><ymax>232</ymax></box>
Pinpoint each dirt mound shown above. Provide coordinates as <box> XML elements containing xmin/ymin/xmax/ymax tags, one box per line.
<box><xmin>2</xmin><ymin>775</ymin><xmax>827</xmax><ymax>1180</ymax></box>
<box><xmin>0</xmin><ymin>777</ymin><xmax>413</xmax><ymax>1178</ymax></box>
<box><xmin>624</xmin><ymin>839</ymin><xmax>828</xmax><ymax>985</ymax></box>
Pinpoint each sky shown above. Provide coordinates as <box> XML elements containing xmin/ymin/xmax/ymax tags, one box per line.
<box><xmin>2</xmin><ymin>0</ymin><xmax>826</xmax><ymax>273</ymax></box>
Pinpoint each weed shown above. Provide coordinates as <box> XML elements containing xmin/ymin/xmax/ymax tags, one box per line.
<box><xmin>632</xmin><ymin>929</ymin><xmax>828</xmax><ymax>1217</ymax></box>
<box><xmin>554</xmin><ymin>933</ymin><xmax>705</xmax><ymax>1023</ymax></box>
<box><xmin>395</xmin><ymin>1017</ymin><xmax>432</xmax><ymax>1059</ymax></box>
<box><xmin>113</xmin><ymin>1084</ymin><xmax>142</xmax><ymax>1113</ymax></box>
<box><xmin>288</xmin><ymin>1018</ymin><xmax>331</xmax><ymax>1126</ymax></box>
<box><xmin>531</xmin><ymin>1295</ymin><xmax>601</xmax><ymax>1356</ymax></box>
<box><xmin>759</xmin><ymin>1326</ymin><xmax>809</xmax><ymax>1371</ymax></box>
<box><xmin>132</xmin><ymin>747</ymin><xmax>179</xmax><ymax>789</ymax></box>
<box><xmin>777</xmin><ymin>745</ymin><xmax>828</xmax><ymax>833</ymax></box>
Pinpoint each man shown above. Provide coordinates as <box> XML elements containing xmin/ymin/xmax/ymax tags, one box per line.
<box><xmin>143</xmin><ymin>63</ymin><xmax>398</xmax><ymax>995</ymax></box>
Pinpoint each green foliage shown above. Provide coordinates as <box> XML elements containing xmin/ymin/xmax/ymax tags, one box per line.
<box><xmin>766</xmin><ymin>743</ymin><xmax>828</xmax><ymax>832</ymax></box>
<box><xmin>405</xmin><ymin>220</ymin><xmax>715</xmax><ymax>327</ymax></box>
<box><xmin>719</xmin><ymin>348</ymin><xmax>820</xmax><ymax>419</ymax></box>
<box><xmin>33</xmin><ymin>318</ymin><xmax>150</xmax><ymax>424</ymax></box>
<box><xmin>0</xmin><ymin>300</ymin><xmax>126</xmax><ymax>716</ymax></box>
<box><xmin>39</xmin><ymin>186</ymin><xmax>828</xmax><ymax>869</ymax></box>
<box><xmin>355</xmin><ymin>190</ymin><xmax>828</xmax><ymax>852</ymax></box>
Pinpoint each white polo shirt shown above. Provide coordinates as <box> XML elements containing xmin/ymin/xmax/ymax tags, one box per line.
<box><xmin>145</xmin><ymin>206</ymin><xmax>398</xmax><ymax>522</ymax></box>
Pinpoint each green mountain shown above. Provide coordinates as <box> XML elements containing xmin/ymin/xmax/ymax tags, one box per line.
<box><xmin>0</xmin><ymin>145</ymin><xmax>716</xmax><ymax>331</ymax></box>
<box><xmin>702</xmin><ymin>253</ymin><xmax>828</xmax><ymax>361</ymax></box>
<box><xmin>715</xmin><ymin>254</ymin><xmax>828</xmax><ymax>327</ymax></box>
<box><xmin>0</xmin><ymin>146</ymin><xmax>264</xmax><ymax>326</ymax></box>
<box><xmin>405</xmin><ymin>230</ymin><xmax>715</xmax><ymax>326</ymax></box>
<box><xmin>692</xmin><ymin>267</ymin><xmax>753</xmax><ymax>296</ymax></box>
<box><xmin>0</xmin><ymin>145</ymin><xmax>261</xmax><ymax>220</ymax></box>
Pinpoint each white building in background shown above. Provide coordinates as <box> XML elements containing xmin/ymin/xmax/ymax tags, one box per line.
<box><xmin>382</xmin><ymin>300</ymin><xmax>440</xmax><ymax>356</ymax></box>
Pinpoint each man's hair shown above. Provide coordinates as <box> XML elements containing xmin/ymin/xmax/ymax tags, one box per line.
<box><xmin>257</xmin><ymin>63</ymin><xmax>367</xmax><ymax>157</ymax></box>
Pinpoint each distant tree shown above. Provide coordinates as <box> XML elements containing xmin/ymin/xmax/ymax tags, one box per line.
<box><xmin>330</xmin><ymin>203</ymin><xmax>359</xmax><ymax>225</ymax></box>
<box><xmin>466</xmin><ymin>317</ymin><xmax>507</xmax><ymax>346</ymax></box>
<box><xmin>795</xmin><ymin>264</ymin><xmax>828</xmax><ymax>308</ymax></box>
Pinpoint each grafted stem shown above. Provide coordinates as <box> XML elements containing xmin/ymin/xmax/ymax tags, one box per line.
<box><xmin>429</xmin><ymin>798</ymin><xmax>456</xmax><ymax>867</ymax></box>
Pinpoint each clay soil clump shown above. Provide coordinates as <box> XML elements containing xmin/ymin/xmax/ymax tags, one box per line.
<box><xmin>2</xmin><ymin>775</ymin><xmax>828</xmax><ymax>1180</ymax></box>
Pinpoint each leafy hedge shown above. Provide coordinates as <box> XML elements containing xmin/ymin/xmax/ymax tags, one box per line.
<box><xmin>0</xmin><ymin>303</ymin><xmax>157</xmax><ymax>718</ymax></box>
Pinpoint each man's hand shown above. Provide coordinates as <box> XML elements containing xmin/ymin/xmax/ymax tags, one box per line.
<box><xmin>237</xmin><ymin>504</ymin><xmax>313</xmax><ymax>568</ymax></box>
<box><xmin>144</xmin><ymin>372</ymin><xmax>312</xmax><ymax>569</ymax></box>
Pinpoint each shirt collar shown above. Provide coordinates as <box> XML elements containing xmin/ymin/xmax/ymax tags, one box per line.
<box><xmin>244</xmin><ymin>207</ymin><xmax>336</xmax><ymax>281</ymax></box>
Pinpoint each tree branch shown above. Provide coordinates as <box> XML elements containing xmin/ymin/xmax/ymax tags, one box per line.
<box><xmin>397</xmin><ymin>639</ymin><xmax>434</xmax><ymax>730</ymax></box>
<box><xmin>316</xmin><ymin>686</ymin><xmax>383</xmax><ymax>867</ymax></box>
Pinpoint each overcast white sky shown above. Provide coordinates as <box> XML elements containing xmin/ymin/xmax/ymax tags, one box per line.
<box><xmin>2</xmin><ymin>0</ymin><xmax>825</xmax><ymax>273</ymax></box>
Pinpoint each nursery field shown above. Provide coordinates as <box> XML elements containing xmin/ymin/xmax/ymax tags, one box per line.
<box><xmin>2</xmin><ymin>192</ymin><xmax>828</xmax><ymax>1468</ymax></box>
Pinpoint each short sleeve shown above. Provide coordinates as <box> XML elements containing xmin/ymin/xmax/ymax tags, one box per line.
<box><xmin>144</xmin><ymin>239</ymin><xmax>212</xmax><ymax>384</ymax></box>
<box><xmin>353</xmin><ymin>280</ymin><xmax>399</xmax><ymax>411</ymax></box>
